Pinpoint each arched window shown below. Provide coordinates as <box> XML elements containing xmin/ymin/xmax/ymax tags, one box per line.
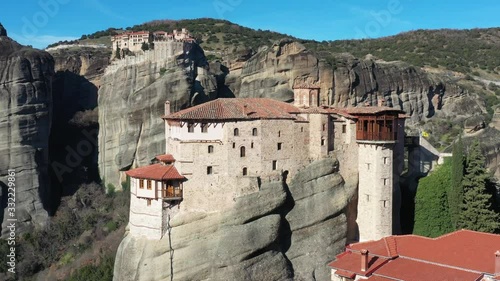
<box><xmin>208</xmin><ymin>145</ymin><xmax>214</xmax><ymax>153</ymax></box>
<box><xmin>252</xmin><ymin>128</ymin><xmax>258</xmax><ymax>136</ymax></box>
<box><xmin>234</xmin><ymin>128</ymin><xmax>239</xmax><ymax>136</ymax></box>
<box><xmin>240</xmin><ymin>146</ymin><xmax>246</xmax><ymax>157</ymax></box>
<box><xmin>242</xmin><ymin>167</ymin><xmax>248</xmax><ymax>176</ymax></box>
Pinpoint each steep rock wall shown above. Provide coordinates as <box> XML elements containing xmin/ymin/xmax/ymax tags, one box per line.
<box><xmin>98</xmin><ymin>44</ymin><xmax>215</xmax><ymax>189</ymax></box>
<box><xmin>227</xmin><ymin>40</ymin><xmax>481</xmax><ymax>126</ymax></box>
<box><xmin>0</xmin><ymin>32</ymin><xmax>54</xmax><ymax>235</ymax></box>
<box><xmin>113</xmin><ymin>158</ymin><xmax>356</xmax><ymax>281</ymax></box>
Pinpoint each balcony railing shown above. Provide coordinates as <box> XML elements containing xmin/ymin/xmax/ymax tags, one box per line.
<box><xmin>161</xmin><ymin>186</ymin><xmax>183</xmax><ymax>201</ymax></box>
<box><xmin>356</xmin><ymin>131</ymin><xmax>397</xmax><ymax>141</ymax></box>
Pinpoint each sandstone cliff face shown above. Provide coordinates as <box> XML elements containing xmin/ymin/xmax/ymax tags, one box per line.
<box><xmin>98</xmin><ymin>44</ymin><xmax>215</xmax><ymax>188</ymax></box>
<box><xmin>227</xmin><ymin>40</ymin><xmax>482</xmax><ymax>126</ymax></box>
<box><xmin>114</xmin><ymin>158</ymin><xmax>356</xmax><ymax>281</ymax></box>
<box><xmin>0</xmin><ymin>31</ymin><xmax>54</xmax><ymax>234</ymax></box>
<box><xmin>50</xmin><ymin>47</ymin><xmax>110</xmax><ymax>87</ymax></box>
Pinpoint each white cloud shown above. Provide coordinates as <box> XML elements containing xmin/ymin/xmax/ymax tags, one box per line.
<box><xmin>9</xmin><ymin>32</ymin><xmax>79</xmax><ymax>49</ymax></box>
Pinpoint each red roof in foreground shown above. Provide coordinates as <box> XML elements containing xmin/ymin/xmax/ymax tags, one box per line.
<box><xmin>163</xmin><ymin>98</ymin><xmax>301</xmax><ymax>121</ymax></box>
<box><xmin>126</xmin><ymin>164</ymin><xmax>185</xmax><ymax>181</ymax></box>
<box><xmin>155</xmin><ymin>154</ymin><xmax>176</xmax><ymax>162</ymax></box>
<box><xmin>330</xmin><ymin>230</ymin><xmax>500</xmax><ymax>281</ymax></box>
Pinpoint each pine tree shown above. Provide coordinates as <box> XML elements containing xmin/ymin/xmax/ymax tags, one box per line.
<box><xmin>458</xmin><ymin>140</ymin><xmax>500</xmax><ymax>233</ymax></box>
<box><xmin>449</xmin><ymin>136</ymin><xmax>464</xmax><ymax>229</ymax></box>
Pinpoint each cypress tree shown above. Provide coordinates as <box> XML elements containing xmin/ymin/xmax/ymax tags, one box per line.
<box><xmin>458</xmin><ymin>140</ymin><xmax>500</xmax><ymax>233</ymax></box>
<box><xmin>414</xmin><ymin>160</ymin><xmax>454</xmax><ymax>237</ymax></box>
<box><xmin>449</xmin><ymin>136</ymin><xmax>464</xmax><ymax>228</ymax></box>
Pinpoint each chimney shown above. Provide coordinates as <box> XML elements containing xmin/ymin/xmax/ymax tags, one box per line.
<box><xmin>164</xmin><ymin>101</ymin><xmax>171</xmax><ymax>116</ymax></box>
<box><xmin>496</xmin><ymin>250</ymin><xmax>500</xmax><ymax>276</ymax></box>
<box><xmin>361</xmin><ymin>249</ymin><xmax>369</xmax><ymax>272</ymax></box>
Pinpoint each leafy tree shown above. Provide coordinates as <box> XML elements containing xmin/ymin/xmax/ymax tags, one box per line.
<box><xmin>449</xmin><ymin>136</ymin><xmax>464</xmax><ymax>228</ymax></box>
<box><xmin>458</xmin><ymin>140</ymin><xmax>500</xmax><ymax>232</ymax></box>
<box><xmin>414</xmin><ymin>160</ymin><xmax>454</xmax><ymax>237</ymax></box>
<box><xmin>141</xmin><ymin>42</ymin><xmax>149</xmax><ymax>51</ymax></box>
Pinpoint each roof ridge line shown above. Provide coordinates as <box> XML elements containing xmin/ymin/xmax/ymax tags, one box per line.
<box><xmin>398</xmin><ymin>255</ymin><xmax>485</xmax><ymax>275</ymax></box>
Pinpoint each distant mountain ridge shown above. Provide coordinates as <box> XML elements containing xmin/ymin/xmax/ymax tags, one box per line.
<box><xmin>53</xmin><ymin>19</ymin><xmax>500</xmax><ymax>76</ymax></box>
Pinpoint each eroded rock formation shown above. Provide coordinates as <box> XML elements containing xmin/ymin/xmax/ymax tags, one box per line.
<box><xmin>98</xmin><ymin>43</ymin><xmax>217</xmax><ymax>188</ymax></box>
<box><xmin>0</xmin><ymin>29</ymin><xmax>54</xmax><ymax>234</ymax></box>
<box><xmin>226</xmin><ymin>40</ymin><xmax>482</xmax><ymax>126</ymax></box>
<box><xmin>113</xmin><ymin>158</ymin><xmax>356</xmax><ymax>281</ymax></box>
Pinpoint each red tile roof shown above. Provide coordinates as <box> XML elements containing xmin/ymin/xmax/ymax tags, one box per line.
<box><xmin>155</xmin><ymin>154</ymin><xmax>176</xmax><ymax>162</ymax></box>
<box><xmin>331</xmin><ymin>230</ymin><xmax>500</xmax><ymax>281</ymax></box>
<box><xmin>373</xmin><ymin>257</ymin><xmax>483</xmax><ymax>281</ymax></box>
<box><xmin>126</xmin><ymin>163</ymin><xmax>185</xmax><ymax>181</ymax></box>
<box><xmin>163</xmin><ymin>98</ymin><xmax>301</xmax><ymax>121</ymax></box>
<box><xmin>328</xmin><ymin>251</ymin><xmax>390</xmax><ymax>277</ymax></box>
<box><xmin>344</xmin><ymin>106</ymin><xmax>404</xmax><ymax>115</ymax></box>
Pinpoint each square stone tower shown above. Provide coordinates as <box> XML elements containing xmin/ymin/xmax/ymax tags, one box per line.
<box><xmin>347</xmin><ymin>107</ymin><xmax>405</xmax><ymax>242</ymax></box>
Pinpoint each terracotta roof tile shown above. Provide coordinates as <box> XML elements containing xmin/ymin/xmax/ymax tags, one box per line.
<box><xmin>335</xmin><ymin>230</ymin><xmax>500</xmax><ymax>280</ymax></box>
<box><xmin>126</xmin><ymin>164</ymin><xmax>185</xmax><ymax>181</ymax></box>
<box><xmin>163</xmin><ymin>98</ymin><xmax>301</xmax><ymax>121</ymax></box>
<box><xmin>333</xmin><ymin>270</ymin><xmax>356</xmax><ymax>279</ymax></box>
<box><xmin>155</xmin><ymin>154</ymin><xmax>176</xmax><ymax>162</ymax></box>
<box><xmin>344</xmin><ymin>106</ymin><xmax>405</xmax><ymax>115</ymax></box>
<box><xmin>328</xmin><ymin>251</ymin><xmax>390</xmax><ymax>277</ymax></box>
<box><xmin>374</xmin><ymin>258</ymin><xmax>483</xmax><ymax>281</ymax></box>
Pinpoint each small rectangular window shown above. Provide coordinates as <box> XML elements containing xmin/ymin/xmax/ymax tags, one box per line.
<box><xmin>322</xmin><ymin>124</ymin><xmax>326</xmax><ymax>131</ymax></box>
<box><xmin>147</xmin><ymin>180</ymin><xmax>152</xmax><ymax>190</ymax></box>
<box><xmin>277</xmin><ymin>143</ymin><xmax>282</xmax><ymax>150</ymax></box>
<box><xmin>207</xmin><ymin>166</ymin><xmax>213</xmax><ymax>175</ymax></box>
<box><xmin>188</xmin><ymin>123</ymin><xmax>194</xmax><ymax>133</ymax></box>
<box><xmin>139</xmin><ymin>180</ymin><xmax>144</xmax><ymax>189</ymax></box>
<box><xmin>383</xmin><ymin>200</ymin><xmax>388</xmax><ymax>208</ymax></box>
<box><xmin>384</xmin><ymin>178</ymin><xmax>388</xmax><ymax>186</ymax></box>
<box><xmin>366</xmin><ymin>163</ymin><xmax>371</xmax><ymax>170</ymax></box>
<box><xmin>147</xmin><ymin>199</ymin><xmax>151</xmax><ymax>206</ymax></box>
<box><xmin>342</xmin><ymin>124</ymin><xmax>347</xmax><ymax>133</ymax></box>
<box><xmin>208</xmin><ymin>145</ymin><xmax>214</xmax><ymax>153</ymax></box>
<box><xmin>272</xmin><ymin>160</ymin><xmax>277</xmax><ymax>171</ymax></box>
<box><xmin>321</xmin><ymin>139</ymin><xmax>325</xmax><ymax>146</ymax></box>
<box><xmin>366</xmin><ymin>194</ymin><xmax>370</xmax><ymax>202</ymax></box>
<box><xmin>384</xmin><ymin>157</ymin><xmax>389</xmax><ymax>164</ymax></box>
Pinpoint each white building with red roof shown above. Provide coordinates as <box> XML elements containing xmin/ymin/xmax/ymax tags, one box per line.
<box><xmin>329</xmin><ymin>229</ymin><xmax>500</xmax><ymax>281</ymax></box>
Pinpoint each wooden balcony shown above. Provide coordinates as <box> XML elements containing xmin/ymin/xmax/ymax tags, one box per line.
<box><xmin>356</xmin><ymin>131</ymin><xmax>397</xmax><ymax>142</ymax></box>
<box><xmin>161</xmin><ymin>185</ymin><xmax>183</xmax><ymax>201</ymax></box>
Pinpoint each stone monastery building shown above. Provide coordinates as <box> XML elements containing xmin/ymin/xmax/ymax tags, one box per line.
<box><xmin>111</xmin><ymin>28</ymin><xmax>194</xmax><ymax>54</ymax></box>
<box><xmin>126</xmin><ymin>87</ymin><xmax>406</xmax><ymax>240</ymax></box>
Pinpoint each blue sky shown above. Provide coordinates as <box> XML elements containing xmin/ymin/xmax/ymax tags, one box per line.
<box><xmin>2</xmin><ymin>0</ymin><xmax>500</xmax><ymax>49</ymax></box>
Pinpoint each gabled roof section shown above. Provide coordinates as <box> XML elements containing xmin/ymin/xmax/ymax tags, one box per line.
<box><xmin>163</xmin><ymin>98</ymin><xmax>301</xmax><ymax>121</ymax></box>
<box><xmin>155</xmin><ymin>154</ymin><xmax>176</xmax><ymax>162</ymax></box>
<box><xmin>126</xmin><ymin>163</ymin><xmax>185</xmax><ymax>181</ymax></box>
<box><xmin>344</xmin><ymin>106</ymin><xmax>405</xmax><ymax>115</ymax></box>
<box><xmin>333</xmin><ymin>230</ymin><xmax>500</xmax><ymax>280</ymax></box>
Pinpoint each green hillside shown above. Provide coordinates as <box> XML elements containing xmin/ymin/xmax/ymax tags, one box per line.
<box><xmin>65</xmin><ymin>19</ymin><xmax>500</xmax><ymax>77</ymax></box>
